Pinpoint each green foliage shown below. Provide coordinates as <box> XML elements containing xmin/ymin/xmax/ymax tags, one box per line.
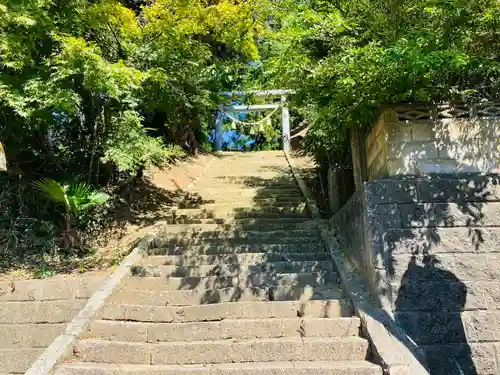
<box><xmin>0</xmin><ymin>0</ymin><xmax>270</xmax><ymax>180</ymax></box>
<box><xmin>32</xmin><ymin>179</ymin><xmax>110</xmax><ymax>216</ymax></box>
<box><xmin>253</xmin><ymin>0</ymin><xmax>500</xmax><ymax>161</ymax></box>
<box><xmin>101</xmin><ymin>111</ymin><xmax>186</xmax><ymax>174</ymax></box>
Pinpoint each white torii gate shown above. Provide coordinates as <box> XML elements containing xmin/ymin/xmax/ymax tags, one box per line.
<box><xmin>215</xmin><ymin>90</ymin><xmax>294</xmax><ymax>152</ymax></box>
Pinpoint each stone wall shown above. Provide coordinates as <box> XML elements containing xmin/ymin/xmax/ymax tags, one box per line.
<box><xmin>0</xmin><ymin>275</ymin><xmax>104</xmax><ymax>374</ymax></box>
<box><xmin>331</xmin><ymin>175</ymin><xmax>500</xmax><ymax>375</ymax></box>
<box><xmin>366</xmin><ymin>104</ymin><xmax>500</xmax><ymax>179</ymax></box>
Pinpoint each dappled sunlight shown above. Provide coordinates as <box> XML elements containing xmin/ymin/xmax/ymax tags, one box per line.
<box><xmin>125</xmin><ymin>151</ymin><xmax>342</xmax><ymax>305</ymax></box>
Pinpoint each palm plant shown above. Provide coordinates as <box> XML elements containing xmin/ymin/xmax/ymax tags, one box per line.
<box><xmin>32</xmin><ymin>178</ymin><xmax>110</xmax><ymax>233</ymax></box>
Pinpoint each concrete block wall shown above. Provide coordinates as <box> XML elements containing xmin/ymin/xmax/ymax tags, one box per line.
<box><xmin>0</xmin><ymin>275</ymin><xmax>104</xmax><ymax>374</ymax></box>
<box><xmin>365</xmin><ymin>105</ymin><xmax>500</xmax><ymax>179</ymax></box>
<box><xmin>331</xmin><ymin>175</ymin><xmax>500</xmax><ymax>375</ymax></box>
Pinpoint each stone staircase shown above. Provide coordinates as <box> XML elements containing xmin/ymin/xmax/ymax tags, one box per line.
<box><xmin>55</xmin><ymin>152</ymin><xmax>381</xmax><ymax>375</ymax></box>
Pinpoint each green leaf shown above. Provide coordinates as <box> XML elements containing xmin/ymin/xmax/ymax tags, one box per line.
<box><xmin>32</xmin><ymin>178</ymin><xmax>70</xmax><ymax>213</ymax></box>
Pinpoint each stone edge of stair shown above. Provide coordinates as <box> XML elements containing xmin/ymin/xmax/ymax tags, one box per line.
<box><xmin>284</xmin><ymin>151</ymin><xmax>431</xmax><ymax>375</ymax></box>
<box><xmin>24</xmin><ymin>156</ymin><xmax>218</xmax><ymax>375</ymax></box>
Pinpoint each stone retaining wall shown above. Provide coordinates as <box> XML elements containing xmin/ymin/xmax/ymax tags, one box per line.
<box><xmin>0</xmin><ymin>276</ymin><xmax>104</xmax><ymax>374</ymax></box>
<box><xmin>331</xmin><ymin>174</ymin><xmax>500</xmax><ymax>375</ymax></box>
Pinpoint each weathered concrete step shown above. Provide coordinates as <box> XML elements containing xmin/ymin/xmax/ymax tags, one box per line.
<box><xmin>179</xmin><ymin>203</ymin><xmax>306</xmax><ymax>211</ymax></box>
<box><xmin>202</xmin><ymin>170</ymin><xmax>292</xmax><ymax>174</ymax></box>
<box><xmin>179</xmin><ymin>201</ymin><xmax>306</xmax><ymax>210</ymax></box>
<box><xmin>152</xmin><ymin>228</ymin><xmax>318</xmax><ymax>239</ymax></box>
<box><xmin>75</xmin><ymin>337</ymin><xmax>369</xmax><ymax>364</ymax></box>
<box><xmin>196</xmin><ymin>196</ymin><xmax>307</xmax><ymax>204</ymax></box>
<box><xmin>160</xmin><ymin>217</ymin><xmax>314</xmax><ymax>229</ymax></box>
<box><xmin>195</xmin><ymin>170</ymin><xmax>292</xmax><ymax>176</ymax></box>
<box><xmin>0</xmin><ymin>323</ymin><xmax>65</xmax><ymax>348</ymax></box>
<box><xmin>164</xmin><ymin>210</ymin><xmax>310</xmax><ymax>219</ymax></box>
<box><xmin>0</xmin><ymin>300</ymin><xmax>86</xmax><ymax>323</ymax></box>
<box><xmin>134</xmin><ymin>261</ymin><xmax>333</xmax><ymax>277</ymax></box>
<box><xmin>188</xmin><ymin>189</ymin><xmax>304</xmax><ymax>197</ymax></box>
<box><xmin>171</xmin><ymin>208</ymin><xmax>310</xmax><ymax>219</ymax></box>
<box><xmin>196</xmin><ymin>180</ymin><xmax>298</xmax><ymax>186</ymax></box>
<box><xmin>123</xmin><ymin>272</ymin><xmax>337</xmax><ymax>290</ymax></box>
<box><xmin>153</xmin><ymin>236</ymin><xmax>321</xmax><ymax>247</ymax></box>
<box><xmin>108</xmin><ymin>284</ymin><xmax>344</xmax><ymax>306</ymax></box>
<box><xmin>56</xmin><ymin>361</ymin><xmax>382</xmax><ymax>375</ymax></box>
<box><xmin>0</xmin><ymin>347</ymin><xmax>44</xmax><ymax>373</ymax></box>
<box><xmin>99</xmin><ymin>300</ymin><xmax>353</xmax><ymax>322</ymax></box>
<box><xmin>188</xmin><ymin>196</ymin><xmax>306</xmax><ymax>204</ymax></box>
<box><xmin>192</xmin><ymin>182</ymin><xmax>300</xmax><ymax>189</ymax></box>
<box><xmin>188</xmin><ymin>193</ymin><xmax>305</xmax><ymax>201</ymax></box>
<box><xmin>87</xmin><ymin>317</ymin><xmax>360</xmax><ymax>342</ymax></box>
<box><xmin>0</xmin><ymin>276</ymin><xmax>103</xmax><ymax>301</ymax></box>
<box><xmin>193</xmin><ymin>186</ymin><xmax>300</xmax><ymax>192</ymax></box>
<box><xmin>146</xmin><ymin>252</ymin><xmax>330</xmax><ymax>266</ymax></box>
<box><xmin>151</xmin><ymin>243</ymin><xmax>327</xmax><ymax>255</ymax></box>
<box><xmin>199</xmin><ymin>172</ymin><xmax>293</xmax><ymax>177</ymax></box>
<box><xmin>154</xmin><ymin>225</ymin><xmax>318</xmax><ymax>238</ymax></box>
<box><xmin>189</xmin><ymin>189</ymin><xmax>303</xmax><ymax>196</ymax></box>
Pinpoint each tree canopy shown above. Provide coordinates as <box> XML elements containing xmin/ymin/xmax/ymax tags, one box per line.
<box><xmin>4</xmin><ymin>0</ymin><xmax>500</xmax><ymax>171</ymax></box>
<box><xmin>250</xmin><ymin>0</ymin><xmax>500</xmax><ymax>161</ymax></box>
<box><xmin>0</xmin><ymin>0</ymin><xmax>270</xmax><ymax>269</ymax></box>
<box><xmin>1</xmin><ymin>0</ymin><xmax>268</xmax><ymax>179</ymax></box>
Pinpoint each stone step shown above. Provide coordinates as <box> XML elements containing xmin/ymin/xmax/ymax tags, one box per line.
<box><xmin>155</xmin><ymin>226</ymin><xmax>318</xmax><ymax>238</ymax></box>
<box><xmin>192</xmin><ymin>196</ymin><xmax>306</xmax><ymax>204</ymax></box>
<box><xmin>150</xmin><ymin>243</ymin><xmax>327</xmax><ymax>256</ymax></box>
<box><xmin>193</xmin><ymin>186</ymin><xmax>300</xmax><ymax>193</ymax></box>
<box><xmin>122</xmin><ymin>272</ymin><xmax>338</xmax><ymax>290</ymax></box>
<box><xmin>189</xmin><ymin>197</ymin><xmax>306</xmax><ymax>204</ymax></box>
<box><xmin>152</xmin><ymin>236</ymin><xmax>321</xmax><ymax>248</ymax></box>
<box><xmin>196</xmin><ymin>173</ymin><xmax>295</xmax><ymax>179</ymax></box>
<box><xmin>191</xmin><ymin>182</ymin><xmax>300</xmax><ymax>191</ymax></box>
<box><xmin>75</xmin><ymin>337</ymin><xmax>369</xmax><ymax>365</ymax></box>
<box><xmin>202</xmin><ymin>170</ymin><xmax>293</xmax><ymax>175</ymax></box>
<box><xmin>99</xmin><ymin>300</ymin><xmax>353</xmax><ymax>322</ymax></box>
<box><xmin>180</xmin><ymin>198</ymin><xmax>305</xmax><ymax>208</ymax></box>
<box><xmin>199</xmin><ymin>173</ymin><xmax>293</xmax><ymax>177</ymax></box>
<box><xmin>0</xmin><ymin>276</ymin><xmax>103</xmax><ymax>302</ymax></box>
<box><xmin>160</xmin><ymin>217</ymin><xmax>314</xmax><ymax>229</ymax></box>
<box><xmin>0</xmin><ymin>323</ymin><xmax>65</xmax><ymax>348</ymax></box>
<box><xmin>152</xmin><ymin>228</ymin><xmax>318</xmax><ymax>239</ymax></box>
<box><xmin>108</xmin><ymin>284</ymin><xmax>344</xmax><ymax>306</ymax></box>
<box><xmin>195</xmin><ymin>168</ymin><xmax>291</xmax><ymax>174</ymax></box>
<box><xmin>56</xmin><ymin>361</ymin><xmax>382</xmax><ymax>375</ymax></box>
<box><xmin>133</xmin><ymin>261</ymin><xmax>333</xmax><ymax>277</ymax></box>
<box><xmin>175</xmin><ymin>203</ymin><xmax>306</xmax><ymax>211</ymax></box>
<box><xmin>187</xmin><ymin>195</ymin><xmax>305</xmax><ymax>202</ymax></box>
<box><xmin>0</xmin><ymin>347</ymin><xmax>44</xmax><ymax>373</ymax></box>
<box><xmin>0</xmin><ymin>300</ymin><xmax>86</xmax><ymax>324</ymax></box>
<box><xmin>172</xmin><ymin>208</ymin><xmax>310</xmax><ymax>218</ymax></box>
<box><xmin>189</xmin><ymin>190</ymin><xmax>303</xmax><ymax>198</ymax></box>
<box><xmin>147</xmin><ymin>252</ymin><xmax>330</xmax><ymax>266</ymax></box>
<box><xmin>86</xmin><ymin>317</ymin><xmax>361</xmax><ymax>342</ymax></box>
<box><xmin>163</xmin><ymin>210</ymin><xmax>310</xmax><ymax>219</ymax></box>
<box><xmin>188</xmin><ymin>189</ymin><xmax>304</xmax><ymax>198</ymax></box>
